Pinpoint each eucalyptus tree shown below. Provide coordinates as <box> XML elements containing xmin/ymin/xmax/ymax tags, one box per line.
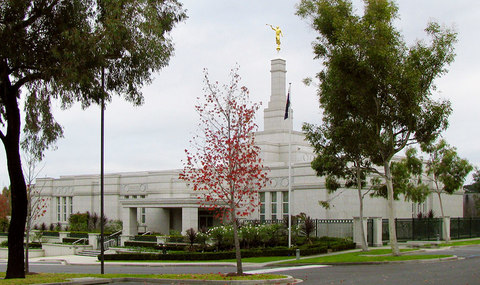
<box><xmin>421</xmin><ymin>139</ymin><xmax>472</xmax><ymax>241</ymax></box>
<box><xmin>297</xmin><ymin>0</ymin><xmax>456</xmax><ymax>255</ymax></box>
<box><xmin>303</xmin><ymin>119</ymin><xmax>377</xmax><ymax>252</ymax></box>
<box><xmin>0</xmin><ymin>0</ymin><xmax>186</xmax><ymax>278</ymax></box>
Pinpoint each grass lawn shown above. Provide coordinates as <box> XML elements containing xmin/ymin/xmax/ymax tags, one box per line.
<box><xmin>280</xmin><ymin>248</ymin><xmax>453</xmax><ymax>264</ymax></box>
<box><xmin>0</xmin><ymin>272</ymin><xmax>285</xmax><ymax>284</ymax></box>
<box><xmin>440</xmin><ymin>238</ymin><xmax>480</xmax><ymax>247</ymax></box>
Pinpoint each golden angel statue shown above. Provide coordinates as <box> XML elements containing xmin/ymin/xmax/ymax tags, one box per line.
<box><xmin>267</xmin><ymin>24</ymin><xmax>283</xmax><ymax>51</ymax></box>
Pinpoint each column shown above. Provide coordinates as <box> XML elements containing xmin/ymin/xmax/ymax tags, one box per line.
<box><xmin>147</xmin><ymin>208</ymin><xmax>170</xmax><ymax>235</ymax></box>
<box><xmin>371</xmin><ymin>217</ymin><xmax>383</xmax><ymax>247</ymax></box>
<box><xmin>122</xmin><ymin>207</ymin><xmax>138</xmax><ymax>236</ymax></box>
<box><xmin>353</xmin><ymin>217</ymin><xmax>368</xmax><ymax>248</ymax></box>
<box><xmin>59</xmin><ymin>231</ymin><xmax>69</xmax><ymax>243</ymax></box>
<box><xmin>88</xmin><ymin>233</ymin><xmax>100</xmax><ymax>250</ymax></box>
<box><xmin>181</xmin><ymin>207</ymin><xmax>198</xmax><ymax>235</ymax></box>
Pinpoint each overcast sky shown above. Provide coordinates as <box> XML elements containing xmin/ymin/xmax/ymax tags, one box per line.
<box><xmin>1</xmin><ymin>0</ymin><xmax>479</xmax><ymax>186</ymax></box>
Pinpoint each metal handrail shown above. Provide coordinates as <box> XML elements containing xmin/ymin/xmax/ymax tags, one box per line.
<box><xmin>104</xmin><ymin>239</ymin><xmax>116</xmax><ymax>250</ymax></box>
<box><xmin>72</xmin><ymin>238</ymin><xmax>87</xmax><ymax>245</ymax></box>
<box><xmin>141</xmin><ymin>231</ymin><xmax>151</xmax><ymax>236</ymax></box>
<box><xmin>107</xmin><ymin>230</ymin><xmax>122</xmax><ymax>239</ymax></box>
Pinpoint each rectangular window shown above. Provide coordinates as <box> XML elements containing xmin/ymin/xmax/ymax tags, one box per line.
<box><xmin>259</xmin><ymin>192</ymin><xmax>265</xmax><ymax>222</ymax></box>
<box><xmin>271</xmin><ymin>192</ymin><xmax>277</xmax><ymax>221</ymax></box>
<box><xmin>69</xmin><ymin>197</ymin><xmax>73</xmax><ymax>216</ymax></box>
<box><xmin>62</xmin><ymin>197</ymin><xmax>67</xmax><ymax>221</ymax></box>
<box><xmin>282</xmin><ymin>192</ymin><xmax>289</xmax><ymax>220</ymax></box>
<box><xmin>56</xmin><ymin>197</ymin><xmax>61</xmax><ymax>221</ymax></box>
<box><xmin>141</xmin><ymin>208</ymin><xmax>146</xmax><ymax>224</ymax></box>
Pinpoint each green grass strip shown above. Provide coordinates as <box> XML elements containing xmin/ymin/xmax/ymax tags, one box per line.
<box><xmin>439</xmin><ymin>238</ymin><xmax>480</xmax><ymax>247</ymax></box>
<box><xmin>0</xmin><ymin>273</ymin><xmax>285</xmax><ymax>284</ymax></box>
<box><xmin>281</xmin><ymin>248</ymin><xmax>452</xmax><ymax>264</ymax></box>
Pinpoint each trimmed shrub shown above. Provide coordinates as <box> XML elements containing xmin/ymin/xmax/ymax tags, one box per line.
<box><xmin>68</xmin><ymin>232</ymin><xmax>89</xmax><ymax>238</ymax></box>
<box><xmin>109</xmin><ymin>235</ymin><xmax>355</xmax><ymax>261</ymax></box>
<box><xmin>124</xmin><ymin>241</ymin><xmax>157</xmax><ymax>248</ymax></box>
<box><xmin>134</xmin><ymin>235</ymin><xmax>157</xmax><ymax>242</ymax></box>
<box><xmin>168</xmin><ymin>235</ymin><xmax>185</xmax><ymax>243</ymax></box>
<box><xmin>68</xmin><ymin>212</ymin><xmax>89</xmax><ymax>232</ymax></box>
<box><xmin>26</xmin><ymin>242</ymin><xmax>42</xmax><ymax>249</ymax></box>
<box><xmin>42</xmin><ymin>231</ymin><xmax>60</xmax><ymax>237</ymax></box>
<box><xmin>208</xmin><ymin>225</ymin><xmax>234</xmax><ymax>250</ymax></box>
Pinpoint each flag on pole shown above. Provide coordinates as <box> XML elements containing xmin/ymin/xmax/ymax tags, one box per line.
<box><xmin>284</xmin><ymin>83</ymin><xmax>291</xmax><ymax>120</ymax></box>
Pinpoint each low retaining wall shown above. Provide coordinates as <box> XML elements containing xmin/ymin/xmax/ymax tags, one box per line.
<box><xmin>0</xmin><ymin>248</ymin><xmax>44</xmax><ymax>259</ymax></box>
<box><xmin>42</xmin><ymin>243</ymin><xmax>92</xmax><ymax>256</ymax></box>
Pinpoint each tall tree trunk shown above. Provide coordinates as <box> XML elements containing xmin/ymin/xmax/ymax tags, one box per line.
<box><xmin>25</xmin><ymin>198</ymin><xmax>32</xmax><ymax>275</ymax></box>
<box><xmin>232</xmin><ymin>215</ymin><xmax>243</xmax><ymax>275</ymax></box>
<box><xmin>2</xmin><ymin>87</ymin><xmax>28</xmax><ymax>279</ymax></box>
<box><xmin>437</xmin><ymin>191</ymin><xmax>449</xmax><ymax>242</ymax></box>
<box><xmin>356</xmin><ymin>166</ymin><xmax>368</xmax><ymax>252</ymax></box>
<box><xmin>384</xmin><ymin>160</ymin><xmax>400</xmax><ymax>256</ymax></box>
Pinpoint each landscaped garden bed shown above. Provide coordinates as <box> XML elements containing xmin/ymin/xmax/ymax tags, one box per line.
<box><xmin>103</xmin><ymin>218</ymin><xmax>356</xmax><ymax>261</ymax></box>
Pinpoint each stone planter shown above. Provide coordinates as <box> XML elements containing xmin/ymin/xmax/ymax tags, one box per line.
<box><xmin>42</xmin><ymin>243</ymin><xmax>92</xmax><ymax>256</ymax></box>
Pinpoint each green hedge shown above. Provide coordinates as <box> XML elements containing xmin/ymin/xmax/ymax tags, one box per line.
<box><xmin>103</xmin><ymin>241</ymin><xmax>355</xmax><ymax>261</ymax></box>
<box><xmin>68</xmin><ymin>232</ymin><xmax>89</xmax><ymax>238</ymax></box>
<box><xmin>124</xmin><ymin>241</ymin><xmax>157</xmax><ymax>248</ymax></box>
<box><xmin>134</xmin><ymin>235</ymin><xmax>157</xmax><ymax>242</ymax></box>
<box><xmin>42</xmin><ymin>231</ymin><xmax>60</xmax><ymax>237</ymax></box>
<box><xmin>124</xmin><ymin>241</ymin><xmax>193</xmax><ymax>251</ymax></box>
<box><xmin>26</xmin><ymin>242</ymin><xmax>42</xmax><ymax>249</ymax></box>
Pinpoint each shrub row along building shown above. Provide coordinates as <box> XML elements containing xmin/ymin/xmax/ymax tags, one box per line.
<box><xmin>35</xmin><ymin>59</ymin><xmax>462</xmax><ymax>236</ymax></box>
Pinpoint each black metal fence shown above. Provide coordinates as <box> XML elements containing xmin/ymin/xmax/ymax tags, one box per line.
<box><xmin>316</xmin><ymin>219</ymin><xmax>353</xmax><ymax>239</ymax></box>
<box><xmin>450</xmin><ymin>217</ymin><xmax>480</xmax><ymax>239</ymax></box>
<box><xmin>247</xmin><ymin>217</ymin><xmax>480</xmax><ymax>242</ymax></box>
<box><xmin>382</xmin><ymin>218</ymin><xmax>443</xmax><ymax>241</ymax></box>
<box><xmin>381</xmin><ymin>217</ymin><xmax>480</xmax><ymax>242</ymax></box>
<box><xmin>244</xmin><ymin>219</ymin><xmax>354</xmax><ymax>239</ymax></box>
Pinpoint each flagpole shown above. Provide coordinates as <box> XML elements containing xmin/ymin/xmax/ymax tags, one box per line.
<box><xmin>286</xmin><ymin>83</ymin><xmax>292</xmax><ymax>248</ymax></box>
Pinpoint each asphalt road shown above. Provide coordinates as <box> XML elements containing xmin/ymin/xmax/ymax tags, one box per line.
<box><xmin>1</xmin><ymin>246</ymin><xmax>480</xmax><ymax>284</ymax></box>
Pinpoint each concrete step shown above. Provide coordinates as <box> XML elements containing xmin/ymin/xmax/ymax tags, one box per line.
<box><xmin>76</xmin><ymin>250</ymin><xmax>101</xmax><ymax>257</ymax></box>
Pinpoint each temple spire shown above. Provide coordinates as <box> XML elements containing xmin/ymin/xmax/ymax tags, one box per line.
<box><xmin>264</xmin><ymin>58</ymin><xmax>292</xmax><ymax>132</ymax></box>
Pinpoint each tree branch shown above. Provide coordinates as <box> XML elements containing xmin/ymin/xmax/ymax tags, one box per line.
<box><xmin>12</xmin><ymin>0</ymin><xmax>59</xmax><ymax>31</ymax></box>
<box><xmin>12</xmin><ymin>73</ymin><xmax>45</xmax><ymax>90</ymax></box>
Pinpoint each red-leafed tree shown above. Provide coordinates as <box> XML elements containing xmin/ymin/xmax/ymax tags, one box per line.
<box><xmin>0</xmin><ymin>187</ymin><xmax>10</xmax><ymax>220</ymax></box>
<box><xmin>180</xmin><ymin>66</ymin><xmax>269</xmax><ymax>275</ymax></box>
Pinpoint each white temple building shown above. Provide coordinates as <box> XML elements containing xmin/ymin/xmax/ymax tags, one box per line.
<box><xmin>35</xmin><ymin>58</ymin><xmax>464</xmax><ymax>236</ymax></box>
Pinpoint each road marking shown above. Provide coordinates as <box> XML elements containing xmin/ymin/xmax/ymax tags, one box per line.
<box><xmin>245</xmin><ymin>265</ymin><xmax>330</xmax><ymax>274</ymax></box>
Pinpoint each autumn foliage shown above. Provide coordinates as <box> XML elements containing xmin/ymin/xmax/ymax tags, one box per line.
<box><xmin>180</xmin><ymin>66</ymin><xmax>269</xmax><ymax>220</ymax></box>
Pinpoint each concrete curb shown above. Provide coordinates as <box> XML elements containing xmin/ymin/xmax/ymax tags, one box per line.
<box><xmin>39</xmin><ymin>275</ymin><xmax>298</xmax><ymax>285</ymax></box>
